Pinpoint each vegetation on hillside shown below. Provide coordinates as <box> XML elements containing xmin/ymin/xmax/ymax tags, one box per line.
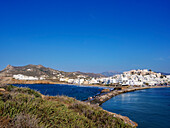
<box><xmin>0</xmin><ymin>85</ymin><xmax>133</xmax><ymax>128</ymax></box>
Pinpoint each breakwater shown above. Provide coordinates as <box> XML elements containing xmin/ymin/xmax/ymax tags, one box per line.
<box><xmin>85</xmin><ymin>87</ymin><xmax>151</xmax><ymax>105</ymax></box>
<box><xmin>84</xmin><ymin>86</ymin><xmax>168</xmax><ymax>127</ymax></box>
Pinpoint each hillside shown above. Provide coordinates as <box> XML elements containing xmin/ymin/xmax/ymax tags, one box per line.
<box><xmin>0</xmin><ymin>64</ymin><xmax>104</xmax><ymax>79</ymax></box>
<box><xmin>0</xmin><ymin>85</ymin><xmax>134</xmax><ymax>128</ymax></box>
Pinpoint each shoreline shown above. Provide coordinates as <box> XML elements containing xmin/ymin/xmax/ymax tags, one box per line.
<box><xmin>103</xmin><ymin>109</ymin><xmax>138</xmax><ymax>127</ymax></box>
<box><xmin>4</xmin><ymin>78</ymin><xmax>170</xmax><ymax>89</ymax></box>
<box><xmin>6</xmin><ymin>78</ymin><xmax>113</xmax><ymax>88</ymax></box>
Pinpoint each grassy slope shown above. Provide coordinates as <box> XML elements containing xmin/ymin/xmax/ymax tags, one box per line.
<box><xmin>0</xmin><ymin>85</ymin><xmax>133</xmax><ymax>128</ymax></box>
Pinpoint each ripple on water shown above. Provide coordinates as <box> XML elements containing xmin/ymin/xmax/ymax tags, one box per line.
<box><xmin>101</xmin><ymin>88</ymin><xmax>170</xmax><ymax>128</ymax></box>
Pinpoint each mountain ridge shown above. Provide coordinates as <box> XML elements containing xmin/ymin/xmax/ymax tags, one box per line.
<box><xmin>101</xmin><ymin>71</ymin><xmax>122</xmax><ymax>77</ymax></box>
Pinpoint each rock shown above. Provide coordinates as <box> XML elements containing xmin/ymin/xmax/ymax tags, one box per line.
<box><xmin>101</xmin><ymin>89</ymin><xmax>110</xmax><ymax>93</ymax></box>
<box><xmin>88</xmin><ymin>97</ymin><xmax>92</xmax><ymax>100</ymax></box>
<box><xmin>0</xmin><ymin>88</ymin><xmax>5</xmax><ymax>92</ymax></box>
<box><xmin>4</xmin><ymin>64</ymin><xmax>14</xmax><ymax>70</ymax></box>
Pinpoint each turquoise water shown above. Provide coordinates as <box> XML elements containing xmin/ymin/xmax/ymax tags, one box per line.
<box><xmin>13</xmin><ymin>84</ymin><xmax>106</xmax><ymax>101</ymax></box>
<box><xmin>101</xmin><ymin>88</ymin><xmax>170</xmax><ymax>128</ymax></box>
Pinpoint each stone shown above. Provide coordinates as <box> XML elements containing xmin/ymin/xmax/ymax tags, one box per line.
<box><xmin>101</xmin><ymin>89</ymin><xmax>110</xmax><ymax>93</ymax></box>
<box><xmin>0</xmin><ymin>88</ymin><xmax>5</xmax><ymax>92</ymax></box>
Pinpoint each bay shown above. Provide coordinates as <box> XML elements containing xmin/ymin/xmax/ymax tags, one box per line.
<box><xmin>101</xmin><ymin>88</ymin><xmax>170</xmax><ymax>128</ymax></box>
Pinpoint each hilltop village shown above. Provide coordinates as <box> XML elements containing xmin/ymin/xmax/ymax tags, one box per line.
<box><xmin>56</xmin><ymin>70</ymin><xmax>169</xmax><ymax>86</ymax></box>
<box><xmin>3</xmin><ymin>65</ymin><xmax>169</xmax><ymax>86</ymax></box>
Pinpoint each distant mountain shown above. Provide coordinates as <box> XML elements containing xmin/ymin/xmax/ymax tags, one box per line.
<box><xmin>0</xmin><ymin>64</ymin><xmax>104</xmax><ymax>79</ymax></box>
<box><xmin>158</xmin><ymin>72</ymin><xmax>170</xmax><ymax>75</ymax></box>
<box><xmin>101</xmin><ymin>71</ymin><xmax>122</xmax><ymax>77</ymax></box>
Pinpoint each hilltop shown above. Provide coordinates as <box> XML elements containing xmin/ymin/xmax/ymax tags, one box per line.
<box><xmin>0</xmin><ymin>85</ymin><xmax>135</xmax><ymax>128</ymax></box>
<box><xmin>0</xmin><ymin>64</ymin><xmax>104</xmax><ymax>84</ymax></box>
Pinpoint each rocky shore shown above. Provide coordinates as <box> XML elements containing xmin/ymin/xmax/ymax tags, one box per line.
<box><xmin>104</xmin><ymin>110</ymin><xmax>138</xmax><ymax>127</ymax></box>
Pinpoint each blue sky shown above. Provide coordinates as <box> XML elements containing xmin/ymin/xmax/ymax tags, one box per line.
<box><xmin>0</xmin><ymin>0</ymin><xmax>170</xmax><ymax>73</ymax></box>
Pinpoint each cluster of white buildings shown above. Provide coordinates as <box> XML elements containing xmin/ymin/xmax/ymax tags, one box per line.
<box><xmin>60</xmin><ymin>78</ymin><xmax>86</xmax><ymax>84</ymax></box>
<box><xmin>96</xmin><ymin>69</ymin><xmax>170</xmax><ymax>86</ymax></box>
<box><xmin>12</xmin><ymin>69</ymin><xmax>170</xmax><ymax>86</ymax></box>
<box><xmin>59</xmin><ymin>69</ymin><xmax>170</xmax><ymax>86</ymax></box>
<box><xmin>13</xmin><ymin>74</ymin><xmax>45</xmax><ymax>80</ymax></box>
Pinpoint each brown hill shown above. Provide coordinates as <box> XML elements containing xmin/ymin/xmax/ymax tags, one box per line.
<box><xmin>0</xmin><ymin>64</ymin><xmax>104</xmax><ymax>79</ymax></box>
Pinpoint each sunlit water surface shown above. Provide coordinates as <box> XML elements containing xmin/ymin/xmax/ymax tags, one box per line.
<box><xmin>101</xmin><ymin>88</ymin><xmax>170</xmax><ymax>128</ymax></box>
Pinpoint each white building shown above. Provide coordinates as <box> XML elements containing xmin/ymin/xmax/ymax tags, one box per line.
<box><xmin>89</xmin><ymin>78</ymin><xmax>99</xmax><ymax>84</ymax></box>
<box><xmin>13</xmin><ymin>74</ymin><xmax>39</xmax><ymax>80</ymax></box>
<box><xmin>95</xmin><ymin>69</ymin><xmax>170</xmax><ymax>86</ymax></box>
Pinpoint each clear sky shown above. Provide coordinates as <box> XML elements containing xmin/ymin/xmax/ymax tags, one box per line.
<box><xmin>0</xmin><ymin>0</ymin><xmax>170</xmax><ymax>73</ymax></box>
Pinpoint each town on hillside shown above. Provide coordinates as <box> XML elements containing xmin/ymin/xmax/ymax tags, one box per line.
<box><xmin>58</xmin><ymin>69</ymin><xmax>170</xmax><ymax>86</ymax></box>
<box><xmin>0</xmin><ymin>65</ymin><xmax>169</xmax><ymax>87</ymax></box>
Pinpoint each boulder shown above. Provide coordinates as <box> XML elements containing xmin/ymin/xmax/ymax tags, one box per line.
<box><xmin>0</xmin><ymin>88</ymin><xmax>5</xmax><ymax>92</ymax></box>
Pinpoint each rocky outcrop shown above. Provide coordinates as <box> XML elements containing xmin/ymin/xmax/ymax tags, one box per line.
<box><xmin>101</xmin><ymin>89</ymin><xmax>110</xmax><ymax>93</ymax></box>
<box><xmin>4</xmin><ymin>64</ymin><xmax>14</xmax><ymax>70</ymax></box>
<box><xmin>104</xmin><ymin>110</ymin><xmax>138</xmax><ymax>127</ymax></box>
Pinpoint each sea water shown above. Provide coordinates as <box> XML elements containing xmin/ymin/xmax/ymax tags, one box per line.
<box><xmin>101</xmin><ymin>88</ymin><xmax>170</xmax><ymax>128</ymax></box>
<box><xmin>14</xmin><ymin>84</ymin><xmax>106</xmax><ymax>101</ymax></box>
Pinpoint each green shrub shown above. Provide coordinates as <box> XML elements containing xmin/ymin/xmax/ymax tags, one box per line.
<box><xmin>10</xmin><ymin>113</ymin><xmax>43</xmax><ymax>128</ymax></box>
<box><xmin>14</xmin><ymin>87</ymin><xmax>41</xmax><ymax>98</ymax></box>
<box><xmin>0</xmin><ymin>86</ymin><xmax>133</xmax><ymax>128</ymax></box>
<box><xmin>5</xmin><ymin>85</ymin><xmax>16</xmax><ymax>91</ymax></box>
<box><xmin>1</xmin><ymin>93</ymin><xmax>12</xmax><ymax>102</ymax></box>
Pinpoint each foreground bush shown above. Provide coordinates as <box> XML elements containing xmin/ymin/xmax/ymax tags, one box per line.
<box><xmin>0</xmin><ymin>85</ymin><xmax>133</xmax><ymax>128</ymax></box>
